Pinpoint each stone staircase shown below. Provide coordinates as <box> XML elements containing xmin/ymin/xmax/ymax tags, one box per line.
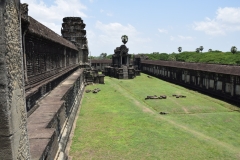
<box><xmin>122</xmin><ymin>65</ymin><xmax>128</xmax><ymax>79</ymax></box>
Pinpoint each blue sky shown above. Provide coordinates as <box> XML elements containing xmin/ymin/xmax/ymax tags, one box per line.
<box><xmin>22</xmin><ymin>0</ymin><xmax>240</xmax><ymax>56</ymax></box>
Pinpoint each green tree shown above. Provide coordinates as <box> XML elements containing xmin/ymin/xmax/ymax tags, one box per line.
<box><xmin>199</xmin><ymin>46</ymin><xmax>204</xmax><ymax>52</ymax></box>
<box><xmin>168</xmin><ymin>54</ymin><xmax>176</xmax><ymax>61</ymax></box>
<box><xmin>178</xmin><ymin>47</ymin><xmax>182</xmax><ymax>53</ymax></box>
<box><xmin>196</xmin><ymin>48</ymin><xmax>200</xmax><ymax>53</ymax></box>
<box><xmin>231</xmin><ymin>46</ymin><xmax>237</xmax><ymax>54</ymax></box>
<box><xmin>100</xmin><ymin>53</ymin><xmax>107</xmax><ymax>59</ymax></box>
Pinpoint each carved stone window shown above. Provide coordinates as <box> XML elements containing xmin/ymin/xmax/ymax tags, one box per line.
<box><xmin>236</xmin><ymin>77</ymin><xmax>239</xmax><ymax>83</ymax></box>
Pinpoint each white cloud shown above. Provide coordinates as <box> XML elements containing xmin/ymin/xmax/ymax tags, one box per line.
<box><xmin>100</xmin><ymin>9</ymin><xmax>113</xmax><ymax>17</ymax></box>
<box><xmin>170</xmin><ymin>35</ymin><xmax>193</xmax><ymax>41</ymax></box>
<box><xmin>216</xmin><ymin>7</ymin><xmax>240</xmax><ymax>24</ymax></box>
<box><xmin>193</xmin><ymin>7</ymin><xmax>240</xmax><ymax>35</ymax></box>
<box><xmin>158</xmin><ymin>28</ymin><xmax>168</xmax><ymax>34</ymax></box>
<box><xmin>178</xmin><ymin>35</ymin><xmax>193</xmax><ymax>40</ymax></box>
<box><xmin>21</xmin><ymin>0</ymin><xmax>87</xmax><ymax>35</ymax></box>
<box><xmin>95</xmin><ymin>21</ymin><xmax>139</xmax><ymax>44</ymax></box>
<box><xmin>170</xmin><ymin>36</ymin><xmax>175</xmax><ymax>41</ymax></box>
<box><xmin>96</xmin><ymin>21</ymin><xmax>137</xmax><ymax>34</ymax></box>
<box><xmin>92</xmin><ymin>21</ymin><xmax>151</xmax><ymax>52</ymax></box>
<box><xmin>86</xmin><ymin>21</ymin><xmax>152</xmax><ymax>55</ymax></box>
<box><xmin>106</xmin><ymin>13</ymin><xmax>113</xmax><ymax>17</ymax></box>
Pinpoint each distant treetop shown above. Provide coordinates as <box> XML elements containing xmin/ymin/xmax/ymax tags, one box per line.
<box><xmin>121</xmin><ymin>35</ymin><xmax>128</xmax><ymax>44</ymax></box>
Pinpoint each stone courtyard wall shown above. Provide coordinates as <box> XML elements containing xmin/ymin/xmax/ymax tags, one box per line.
<box><xmin>92</xmin><ymin>59</ymin><xmax>240</xmax><ymax>104</ymax></box>
<box><xmin>27</xmin><ymin>69</ymin><xmax>85</xmax><ymax>159</ymax></box>
<box><xmin>0</xmin><ymin>0</ymin><xmax>30</xmax><ymax>159</ymax></box>
<box><xmin>0</xmin><ymin>1</ymin><xmax>87</xmax><ymax>159</ymax></box>
<box><xmin>141</xmin><ymin>60</ymin><xmax>240</xmax><ymax>104</ymax></box>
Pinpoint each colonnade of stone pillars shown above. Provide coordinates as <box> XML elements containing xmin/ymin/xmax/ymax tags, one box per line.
<box><xmin>0</xmin><ymin>0</ymin><xmax>30</xmax><ymax>159</ymax></box>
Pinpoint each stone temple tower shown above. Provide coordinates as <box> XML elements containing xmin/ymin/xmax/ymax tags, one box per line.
<box><xmin>61</xmin><ymin>17</ymin><xmax>89</xmax><ymax>65</ymax></box>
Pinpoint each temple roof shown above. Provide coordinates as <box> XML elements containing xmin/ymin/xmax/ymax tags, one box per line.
<box><xmin>27</xmin><ymin>16</ymin><xmax>78</xmax><ymax>50</ymax></box>
<box><xmin>142</xmin><ymin>60</ymin><xmax>240</xmax><ymax>76</ymax></box>
<box><xmin>91</xmin><ymin>59</ymin><xmax>240</xmax><ymax>76</ymax></box>
<box><xmin>114</xmin><ymin>45</ymin><xmax>129</xmax><ymax>56</ymax></box>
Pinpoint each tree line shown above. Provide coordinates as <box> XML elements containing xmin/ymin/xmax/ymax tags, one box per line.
<box><xmin>91</xmin><ymin>46</ymin><xmax>240</xmax><ymax>65</ymax></box>
<box><xmin>142</xmin><ymin>51</ymin><xmax>240</xmax><ymax>65</ymax></box>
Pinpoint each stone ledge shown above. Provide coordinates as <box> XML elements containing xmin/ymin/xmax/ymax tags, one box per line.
<box><xmin>27</xmin><ymin>69</ymin><xmax>84</xmax><ymax>160</ymax></box>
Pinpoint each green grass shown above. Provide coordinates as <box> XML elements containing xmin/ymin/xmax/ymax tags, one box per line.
<box><xmin>70</xmin><ymin>73</ymin><xmax>240</xmax><ymax>160</ymax></box>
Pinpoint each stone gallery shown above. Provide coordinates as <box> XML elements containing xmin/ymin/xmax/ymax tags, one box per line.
<box><xmin>0</xmin><ymin>1</ymin><xmax>89</xmax><ymax>159</ymax></box>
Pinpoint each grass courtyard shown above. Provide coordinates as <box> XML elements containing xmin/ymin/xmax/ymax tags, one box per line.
<box><xmin>69</xmin><ymin>73</ymin><xmax>240</xmax><ymax>160</ymax></box>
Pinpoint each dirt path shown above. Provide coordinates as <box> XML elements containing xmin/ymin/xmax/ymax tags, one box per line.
<box><xmin>110</xmin><ymin>79</ymin><xmax>240</xmax><ymax>155</ymax></box>
<box><xmin>182</xmin><ymin>107</ymin><xmax>189</xmax><ymax>113</ymax></box>
<box><xmin>157</xmin><ymin>115</ymin><xmax>240</xmax><ymax>154</ymax></box>
<box><xmin>109</xmin><ymin>79</ymin><xmax>155</xmax><ymax>114</ymax></box>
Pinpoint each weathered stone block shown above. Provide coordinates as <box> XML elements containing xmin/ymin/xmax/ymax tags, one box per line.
<box><xmin>0</xmin><ymin>0</ymin><xmax>30</xmax><ymax>159</ymax></box>
<box><xmin>0</xmin><ymin>129</ymin><xmax>28</xmax><ymax>160</ymax></box>
<box><xmin>0</xmin><ymin>136</ymin><xmax>13</xmax><ymax>160</ymax></box>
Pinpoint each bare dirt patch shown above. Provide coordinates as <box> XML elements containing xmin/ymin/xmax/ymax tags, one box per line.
<box><xmin>182</xmin><ymin>107</ymin><xmax>189</xmax><ymax>114</ymax></box>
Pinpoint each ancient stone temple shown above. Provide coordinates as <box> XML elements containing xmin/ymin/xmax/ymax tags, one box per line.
<box><xmin>62</xmin><ymin>17</ymin><xmax>105</xmax><ymax>85</ymax></box>
<box><xmin>104</xmin><ymin>35</ymin><xmax>139</xmax><ymax>79</ymax></box>
<box><xmin>61</xmin><ymin>17</ymin><xmax>89</xmax><ymax>66</ymax></box>
<box><xmin>0</xmin><ymin>1</ymin><xmax>30</xmax><ymax>159</ymax></box>
<box><xmin>0</xmin><ymin>1</ymin><xmax>91</xmax><ymax>159</ymax></box>
<box><xmin>112</xmin><ymin>45</ymin><xmax>131</xmax><ymax>68</ymax></box>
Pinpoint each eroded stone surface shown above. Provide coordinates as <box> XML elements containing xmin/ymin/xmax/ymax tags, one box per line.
<box><xmin>0</xmin><ymin>1</ymin><xmax>30</xmax><ymax>159</ymax></box>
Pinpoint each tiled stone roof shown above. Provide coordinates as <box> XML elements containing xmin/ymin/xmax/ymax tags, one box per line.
<box><xmin>27</xmin><ymin>16</ymin><xmax>78</xmax><ymax>50</ymax></box>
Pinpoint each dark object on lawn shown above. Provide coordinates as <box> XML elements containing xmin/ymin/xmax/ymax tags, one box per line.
<box><xmin>92</xmin><ymin>88</ymin><xmax>101</xmax><ymax>93</ymax></box>
<box><xmin>175</xmin><ymin>95</ymin><xmax>186</xmax><ymax>98</ymax></box>
<box><xmin>160</xmin><ymin>95</ymin><xmax>167</xmax><ymax>99</ymax></box>
<box><xmin>147</xmin><ymin>76</ymin><xmax>152</xmax><ymax>78</ymax></box>
<box><xmin>180</xmin><ymin>95</ymin><xmax>186</xmax><ymax>98</ymax></box>
<box><xmin>172</xmin><ymin>94</ymin><xmax>177</xmax><ymax>97</ymax></box>
<box><xmin>85</xmin><ymin>90</ymin><xmax>91</xmax><ymax>93</ymax></box>
<box><xmin>145</xmin><ymin>95</ymin><xmax>159</xmax><ymax>100</ymax></box>
<box><xmin>159</xmin><ymin>112</ymin><xmax>167</xmax><ymax>115</ymax></box>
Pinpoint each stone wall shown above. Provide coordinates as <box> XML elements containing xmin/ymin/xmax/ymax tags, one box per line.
<box><xmin>27</xmin><ymin>69</ymin><xmax>85</xmax><ymax>159</ymax></box>
<box><xmin>0</xmin><ymin>0</ymin><xmax>30</xmax><ymax>159</ymax></box>
<box><xmin>92</xmin><ymin>59</ymin><xmax>240</xmax><ymax>104</ymax></box>
<box><xmin>141</xmin><ymin>60</ymin><xmax>240</xmax><ymax>104</ymax></box>
<box><xmin>0</xmin><ymin>1</ymin><xmax>88</xmax><ymax>159</ymax></box>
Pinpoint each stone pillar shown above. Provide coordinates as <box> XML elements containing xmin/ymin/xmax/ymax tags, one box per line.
<box><xmin>184</xmin><ymin>70</ymin><xmax>187</xmax><ymax>83</ymax></box>
<box><xmin>0</xmin><ymin>1</ymin><xmax>30</xmax><ymax>159</ymax></box>
<box><xmin>222</xmin><ymin>77</ymin><xmax>226</xmax><ymax>94</ymax></box>
<box><xmin>206</xmin><ymin>74</ymin><xmax>209</xmax><ymax>89</ymax></box>
<box><xmin>120</xmin><ymin>55</ymin><xmax>122</xmax><ymax>67</ymax></box>
<box><xmin>64</xmin><ymin>47</ymin><xmax>66</xmax><ymax>67</ymax></box>
<box><xmin>82</xmin><ymin>49</ymin><xmax>88</xmax><ymax>64</ymax></box>
<box><xmin>214</xmin><ymin>74</ymin><xmax>218</xmax><ymax>91</ymax></box>
<box><xmin>200</xmin><ymin>72</ymin><xmax>203</xmax><ymax>87</ymax></box>
<box><xmin>231</xmin><ymin>76</ymin><xmax>235</xmax><ymax>96</ymax></box>
<box><xmin>78</xmin><ymin>49</ymin><xmax>82</xmax><ymax>65</ymax></box>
